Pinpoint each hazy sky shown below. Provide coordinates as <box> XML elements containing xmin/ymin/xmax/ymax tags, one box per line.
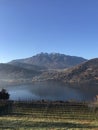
<box><xmin>0</xmin><ymin>0</ymin><xmax>98</xmax><ymax>62</ymax></box>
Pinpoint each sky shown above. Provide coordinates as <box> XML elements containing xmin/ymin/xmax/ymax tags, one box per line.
<box><xmin>0</xmin><ymin>0</ymin><xmax>98</xmax><ymax>63</ymax></box>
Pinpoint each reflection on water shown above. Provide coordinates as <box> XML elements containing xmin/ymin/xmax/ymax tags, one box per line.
<box><xmin>1</xmin><ymin>81</ymin><xmax>98</xmax><ymax>101</ymax></box>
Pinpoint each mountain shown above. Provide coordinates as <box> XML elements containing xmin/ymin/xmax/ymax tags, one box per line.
<box><xmin>9</xmin><ymin>62</ymin><xmax>46</xmax><ymax>71</ymax></box>
<box><xmin>0</xmin><ymin>63</ymin><xmax>41</xmax><ymax>85</ymax></box>
<box><xmin>32</xmin><ymin>58</ymin><xmax>98</xmax><ymax>85</ymax></box>
<box><xmin>0</xmin><ymin>53</ymin><xmax>87</xmax><ymax>85</ymax></box>
<box><xmin>10</xmin><ymin>52</ymin><xmax>87</xmax><ymax>69</ymax></box>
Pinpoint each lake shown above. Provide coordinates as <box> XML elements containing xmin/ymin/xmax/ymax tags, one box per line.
<box><xmin>1</xmin><ymin>81</ymin><xmax>98</xmax><ymax>101</ymax></box>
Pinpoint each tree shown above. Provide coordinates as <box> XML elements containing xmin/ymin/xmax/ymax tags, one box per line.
<box><xmin>0</xmin><ymin>89</ymin><xmax>10</xmax><ymax>100</ymax></box>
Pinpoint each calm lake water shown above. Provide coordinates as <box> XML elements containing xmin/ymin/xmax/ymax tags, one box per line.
<box><xmin>1</xmin><ymin>81</ymin><xmax>98</xmax><ymax>101</ymax></box>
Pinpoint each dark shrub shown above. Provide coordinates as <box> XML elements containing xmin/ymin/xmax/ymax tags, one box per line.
<box><xmin>0</xmin><ymin>89</ymin><xmax>10</xmax><ymax>100</ymax></box>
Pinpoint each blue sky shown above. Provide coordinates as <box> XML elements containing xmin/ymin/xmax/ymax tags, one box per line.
<box><xmin>0</xmin><ymin>0</ymin><xmax>98</xmax><ymax>62</ymax></box>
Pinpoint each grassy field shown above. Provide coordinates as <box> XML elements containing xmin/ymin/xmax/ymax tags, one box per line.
<box><xmin>0</xmin><ymin>101</ymin><xmax>98</xmax><ymax>130</ymax></box>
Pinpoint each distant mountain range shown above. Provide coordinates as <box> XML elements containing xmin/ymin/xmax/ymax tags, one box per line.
<box><xmin>0</xmin><ymin>52</ymin><xmax>98</xmax><ymax>85</ymax></box>
<box><xmin>0</xmin><ymin>52</ymin><xmax>87</xmax><ymax>85</ymax></box>
<box><xmin>10</xmin><ymin>52</ymin><xmax>87</xmax><ymax>69</ymax></box>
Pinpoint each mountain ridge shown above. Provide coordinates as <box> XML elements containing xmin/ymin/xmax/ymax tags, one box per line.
<box><xmin>2</xmin><ymin>52</ymin><xmax>97</xmax><ymax>86</ymax></box>
<box><xmin>9</xmin><ymin>52</ymin><xmax>87</xmax><ymax>69</ymax></box>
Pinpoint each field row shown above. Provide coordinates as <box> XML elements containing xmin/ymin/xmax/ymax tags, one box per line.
<box><xmin>0</xmin><ymin>101</ymin><xmax>98</xmax><ymax>130</ymax></box>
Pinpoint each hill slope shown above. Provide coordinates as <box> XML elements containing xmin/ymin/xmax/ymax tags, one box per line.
<box><xmin>0</xmin><ymin>63</ymin><xmax>41</xmax><ymax>85</ymax></box>
<box><xmin>10</xmin><ymin>52</ymin><xmax>87</xmax><ymax>69</ymax></box>
<box><xmin>9</xmin><ymin>62</ymin><xmax>46</xmax><ymax>71</ymax></box>
<box><xmin>32</xmin><ymin>58</ymin><xmax>98</xmax><ymax>84</ymax></box>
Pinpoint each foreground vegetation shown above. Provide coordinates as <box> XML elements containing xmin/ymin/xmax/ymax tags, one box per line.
<box><xmin>0</xmin><ymin>100</ymin><xmax>98</xmax><ymax>130</ymax></box>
